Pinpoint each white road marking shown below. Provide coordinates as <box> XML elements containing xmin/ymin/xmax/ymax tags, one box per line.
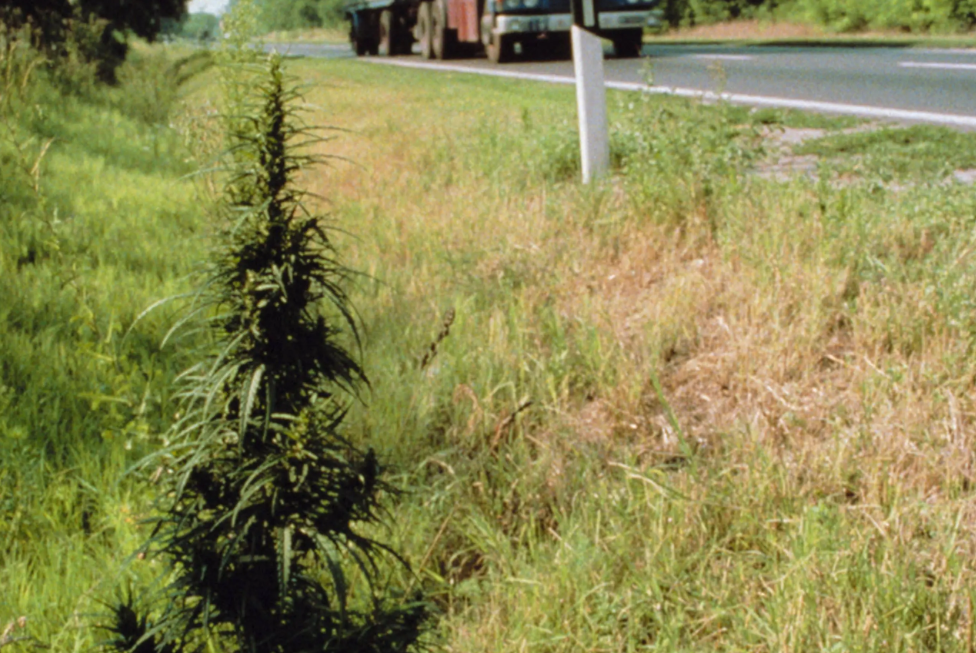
<box><xmin>899</xmin><ymin>61</ymin><xmax>976</xmax><ymax>71</ymax></box>
<box><xmin>693</xmin><ymin>54</ymin><xmax>754</xmax><ymax>61</ymax></box>
<box><xmin>366</xmin><ymin>58</ymin><xmax>976</xmax><ymax>128</ymax></box>
<box><xmin>914</xmin><ymin>48</ymin><xmax>976</xmax><ymax>55</ymax></box>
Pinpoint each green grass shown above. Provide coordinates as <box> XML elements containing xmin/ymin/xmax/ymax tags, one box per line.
<box><xmin>0</xmin><ymin>44</ymin><xmax>213</xmax><ymax>649</ymax></box>
<box><xmin>795</xmin><ymin>124</ymin><xmax>976</xmax><ymax>182</ymax></box>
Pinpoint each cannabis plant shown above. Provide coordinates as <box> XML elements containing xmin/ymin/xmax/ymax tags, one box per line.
<box><xmin>107</xmin><ymin>55</ymin><xmax>428</xmax><ymax>653</ymax></box>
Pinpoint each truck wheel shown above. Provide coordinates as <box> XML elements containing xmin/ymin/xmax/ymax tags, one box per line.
<box><xmin>418</xmin><ymin>2</ymin><xmax>434</xmax><ymax>59</ymax></box>
<box><xmin>613</xmin><ymin>29</ymin><xmax>644</xmax><ymax>58</ymax></box>
<box><xmin>352</xmin><ymin>33</ymin><xmax>370</xmax><ymax>56</ymax></box>
<box><xmin>431</xmin><ymin>0</ymin><xmax>455</xmax><ymax>59</ymax></box>
<box><xmin>487</xmin><ymin>32</ymin><xmax>513</xmax><ymax>63</ymax></box>
<box><xmin>379</xmin><ymin>9</ymin><xmax>399</xmax><ymax>56</ymax></box>
<box><xmin>553</xmin><ymin>33</ymin><xmax>572</xmax><ymax>60</ymax></box>
<box><xmin>350</xmin><ymin>13</ymin><xmax>374</xmax><ymax>56</ymax></box>
<box><xmin>352</xmin><ymin>33</ymin><xmax>378</xmax><ymax>55</ymax></box>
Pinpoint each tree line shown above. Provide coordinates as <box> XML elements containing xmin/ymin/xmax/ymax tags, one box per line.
<box><xmin>664</xmin><ymin>0</ymin><xmax>976</xmax><ymax>32</ymax></box>
<box><xmin>231</xmin><ymin>0</ymin><xmax>347</xmax><ymax>32</ymax></box>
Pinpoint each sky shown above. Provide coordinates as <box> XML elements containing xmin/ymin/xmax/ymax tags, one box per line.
<box><xmin>188</xmin><ymin>0</ymin><xmax>229</xmax><ymax>14</ymax></box>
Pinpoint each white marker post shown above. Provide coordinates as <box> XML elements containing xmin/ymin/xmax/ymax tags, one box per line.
<box><xmin>571</xmin><ymin>0</ymin><xmax>609</xmax><ymax>184</ymax></box>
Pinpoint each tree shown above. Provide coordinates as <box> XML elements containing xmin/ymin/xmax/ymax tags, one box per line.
<box><xmin>0</xmin><ymin>0</ymin><xmax>189</xmax><ymax>81</ymax></box>
<box><xmin>172</xmin><ymin>13</ymin><xmax>220</xmax><ymax>42</ymax></box>
<box><xmin>244</xmin><ymin>0</ymin><xmax>346</xmax><ymax>32</ymax></box>
<box><xmin>0</xmin><ymin>0</ymin><xmax>72</xmax><ymax>44</ymax></box>
<box><xmin>78</xmin><ymin>0</ymin><xmax>187</xmax><ymax>43</ymax></box>
<box><xmin>104</xmin><ymin>55</ymin><xmax>429</xmax><ymax>653</ymax></box>
<box><xmin>77</xmin><ymin>0</ymin><xmax>188</xmax><ymax>80</ymax></box>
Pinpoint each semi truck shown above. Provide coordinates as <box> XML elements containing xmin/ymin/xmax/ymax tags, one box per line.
<box><xmin>345</xmin><ymin>0</ymin><xmax>662</xmax><ymax>63</ymax></box>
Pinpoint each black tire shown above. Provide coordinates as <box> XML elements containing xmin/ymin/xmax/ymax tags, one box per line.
<box><xmin>378</xmin><ymin>9</ymin><xmax>397</xmax><ymax>56</ymax></box>
<box><xmin>613</xmin><ymin>29</ymin><xmax>644</xmax><ymax>58</ymax></box>
<box><xmin>352</xmin><ymin>33</ymin><xmax>370</xmax><ymax>56</ymax></box>
<box><xmin>431</xmin><ymin>0</ymin><xmax>455</xmax><ymax>59</ymax></box>
<box><xmin>487</xmin><ymin>32</ymin><xmax>513</xmax><ymax>63</ymax></box>
<box><xmin>552</xmin><ymin>33</ymin><xmax>572</xmax><ymax>60</ymax></box>
<box><xmin>528</xmin><ymin>34</ymin><xmax>569</xmax><ymax>60</ymax></box>
<box><xmin>349</xmin><ymin>13</ymin><xmax>373</xmax><ymax>56</ymax></box>
<box><xmin>418</xmin><ymin>2</ymin><xmax>434</xmax><ymax>59</ymax></box>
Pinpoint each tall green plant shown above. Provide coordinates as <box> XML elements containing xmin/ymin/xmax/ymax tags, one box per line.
<box><xmin>105</xmin><ymin>55</ymin><xmax>428</xmax><ymax>653</ymax></box>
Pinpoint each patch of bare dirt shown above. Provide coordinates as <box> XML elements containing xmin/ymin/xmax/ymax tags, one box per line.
<box><xmin>753</xmin><ymin>125</ymin><xmax>834</xmax><ymax>182</ymax></box>
<box><xmin>753</xmin><ymin>123</ymin><xmax>976</xmax><ymax>187</ymax></box>
<box><xmin>953</xmin><ymin>169</ymin><xmax>976</xmax><ymax>184</ymax></box>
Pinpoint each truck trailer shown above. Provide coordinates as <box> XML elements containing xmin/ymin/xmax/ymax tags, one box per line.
<box><xmin>346</xmin><ymin>0</ymin><xmax>662</xmax><ymax>63</ymax></box>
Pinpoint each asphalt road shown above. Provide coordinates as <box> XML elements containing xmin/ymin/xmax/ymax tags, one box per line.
<box><xmin>267</xmin><ymin>41</ymin><xmax>976</xmax><ymax>128</ymax></box>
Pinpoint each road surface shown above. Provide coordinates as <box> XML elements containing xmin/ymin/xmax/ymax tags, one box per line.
<box><xmin>267</xmin><ymin>41</ymin><xmax>976</xmax><ymax>128</ymax></box>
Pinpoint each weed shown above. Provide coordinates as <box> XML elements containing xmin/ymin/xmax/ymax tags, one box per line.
<box><xmin>108</xmin><ymin>55</ymin><xmax>429</xmax><ymax>653</ymax></box>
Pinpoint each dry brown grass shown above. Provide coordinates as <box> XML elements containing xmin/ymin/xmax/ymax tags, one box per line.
<box><xmin>289</xmin><ymin>58</ymin><xmax>976</xmax><ymax>649</ymax></box>
<box><xmin>298</xmin><ymin>59</ymin><xmax>976</xmax><ymax>505</ymax></box>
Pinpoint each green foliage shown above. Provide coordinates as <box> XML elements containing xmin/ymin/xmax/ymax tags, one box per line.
<box><xmin>0</xmin><ymin>0</ymin><xmax>73</xmax><ymax>46</ymax></box>
<box><xmin>659</xmin><ymin>0</ymin><xmax>976</xmax><ymax>31</ymax></box>
<box><xmin>108</xmin><ymin>56</ymin><xmax>429</xmax><ymax>653</ymax></box>
<box><xmin>222</xmin><ymin>0</ymin><xmax>264</xmax><ymax>53</ymax></box>
<box><xmin>0</xmin><ymin>39</ymin><xmax>210</xmax><ymax>652</ymax></box>
<box><xmin>168</xmin><ymin>13</ymin><xmax>221</xmax><ymax>42</ymax></box>
<box><xmin>781</xmin><ymin>0</ymin><xmax>976</xmax><ymax>31</ymax></box>
<box><xmin>1</xmin><ymin>0</ymin><xmax>189</xmax><ymax>83</ymax></box>
<box><xmin>242</xmin><ymin>0</ymin><xmax>347</xmax><ymax>32</ymax></box>
<box><xmin>662</xmin><ymin>0</ymin><xmax>777</xmax><ymax>26</ymax></box>
<box><xmin>81</xmin><ymin>0</ymin><xmax>188</xmax><ymax>43</ymax></box>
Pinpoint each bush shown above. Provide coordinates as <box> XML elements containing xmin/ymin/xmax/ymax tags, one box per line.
<box><xmin>173</xmin><ymin>13</ymin><xmax>220</xmax><ymax>42</ymax></box>
<box><xmin>788</xmin><ymin>0</ymin><xmax>976</xmax><ymax>32</ymax></box>
<box><xmin>663</xmin><ymin>0</ymin><xmax>778</xmax><ymax>26</ymax></box>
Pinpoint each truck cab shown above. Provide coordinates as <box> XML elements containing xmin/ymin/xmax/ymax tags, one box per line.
<box><xmin>480</xmin><ymin>0</ymin><xmax>660</xmax><ymax>61</ymax></box>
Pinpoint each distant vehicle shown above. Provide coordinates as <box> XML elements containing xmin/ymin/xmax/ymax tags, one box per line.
<box><xmin>345</xmin><ymin>0</ymin><xmax>662</xmax><ymax>63</ymax></box>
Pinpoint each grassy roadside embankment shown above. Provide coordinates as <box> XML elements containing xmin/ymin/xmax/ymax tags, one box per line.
<box><xmin>6</xmin><ymin>43</ymin><xmax>976</xmax><ymax>652</ymax></box>
<box><xmin>0</xmin><ymin>43</ymin><xmax>215</xmax><ymax>650</ymax></box>
<box><xmin>296</xmin><ymin>60</ymin><xmax>976</xmax><ymax>651</ymax></box>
